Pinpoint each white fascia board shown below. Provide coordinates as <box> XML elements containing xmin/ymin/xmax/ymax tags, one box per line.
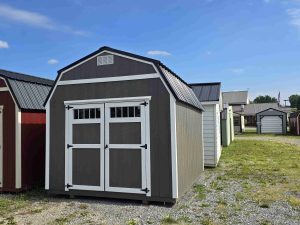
<box><xmin>201</xmin><ymin>101</ymin><xmax>219</xmax><ymax>105</ymax></box>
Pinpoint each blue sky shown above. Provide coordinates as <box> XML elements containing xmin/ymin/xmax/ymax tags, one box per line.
<box><xmin>0</xmin><ymin>0</ymin><xmax>300</xmax><ymax>103</ymax></box>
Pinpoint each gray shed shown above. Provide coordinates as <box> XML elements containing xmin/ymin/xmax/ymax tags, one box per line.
<box><xmin>44</xmin><ymin>46</ymin><xmax>204</xmax><ymax>203</ymax></box>
<box><xmin>190</xmin><ymin>82</ymin><xmax>222</xmax><ymax>167</ymax></box>
<box><xmin>256</xmin><ymin>108</ymin><xmax>287</xmax><ymax>134</ymax></box>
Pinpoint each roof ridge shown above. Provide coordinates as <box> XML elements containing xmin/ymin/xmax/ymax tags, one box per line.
<box><xmin>0</xmin><ymin>68</ymin><xmax>53</xmax><ymax>86</ymax></box>
<box><xmin>190</xmin><ymin>82</ymin><xmax>221</xmax><ymax>86</ymax></box>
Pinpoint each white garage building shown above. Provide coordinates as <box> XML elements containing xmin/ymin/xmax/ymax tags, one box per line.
<box><xmin>191</xmin><ymin>83</ymin><xmax>222</xmax><ymax>167</ymax></box>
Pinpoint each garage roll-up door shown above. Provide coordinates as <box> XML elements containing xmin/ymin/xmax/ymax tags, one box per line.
<box><xmin>261</xmin><ymin>116</ymin><xmax>283</xmax><ymax>134</ymax></box>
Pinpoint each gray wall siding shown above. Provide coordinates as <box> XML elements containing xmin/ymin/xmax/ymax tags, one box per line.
<box><xmin>61</xmin><ymin>52</ymin><xmax>156</xmax><ymax>81</ymax></box>
<box><xmin>176</xmin><ymin>103</ymin><xmax>203</xmax><ymax>197</ymax></box>
<box><xmin>202</xmin><ymin>104</ymin><xmax>222</xmax><ymax>167</ymax></box>
<box><xmin>49</xmin><ymin>78</ymin><xmax>173</xmax><ymax>199</ymax></box>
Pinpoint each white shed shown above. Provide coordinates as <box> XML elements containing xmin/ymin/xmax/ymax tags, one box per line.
<box><xmin>191</xmin><ymin>83</ymin><xmax>222</xmax><ymax>167</ymax></box>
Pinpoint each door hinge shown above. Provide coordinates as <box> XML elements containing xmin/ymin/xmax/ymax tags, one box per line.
<box><xmin>67</xmin><ymin>144</ymin><xmax>73</xmax><ymax>149</ymax></box>
<box><xmin>141</xmin><ymin>188</ymin><xmax>149</xmax><ymax>193</ymax></box>
<box><xmin>66</xmin><ymin>184</ymin><xmax>73</xmax><ymax>188</ymax></box>
<box><xmin>66</xmin><ymin>105</ymin><xmax>74</xmax><ymax>110</ymax></box>
<box><xmin>140</xmin><ymin>144</ymin><xmax>147</xmax><ymax>149</ymax></box>
<box><xmin>105</xmin><ymin>144</ymin><xmax>108</xmax><ymax>149</ymax></box>
<box><xmin>140</xmin><ymin>101</ymin><xmax>148</xmax><ymax>106</ymax></box>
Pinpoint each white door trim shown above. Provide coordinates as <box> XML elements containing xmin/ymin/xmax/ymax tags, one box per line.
<box><xmin>65</xmin><ymin>103</ymin><xmax>105</xmax><ymax>192</ymax></box>
<box><xmin>0</xmin><ymin>106</ymin><xmax>3</xmax><ymax>188</ymax></box>
<box><xmin>104</xmin><ymin>100</ymin><xmax>151</xmax><ymax>196</ymax></box>
<box><xmin>64</xmin><ymin>96</ymin><xmax>152</xmax><ymax>105</ymax></box>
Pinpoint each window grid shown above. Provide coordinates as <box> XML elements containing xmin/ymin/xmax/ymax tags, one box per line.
<box><xmin>110</xmin><ymin>106</ymin><xmax>141</xmax><ymax>118</ymax></box>
<box><xmin>73</xmin><ymin>108</ymin><xmax>101</xmax><ymax>120</ymax></box>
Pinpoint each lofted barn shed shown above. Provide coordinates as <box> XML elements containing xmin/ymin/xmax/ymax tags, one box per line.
<box><xmin>0</xmin><ymin>69</ymin><xmax>53</xmax><ymax>192</ymax></box>
<box><xmin>44</xmin><ymin>46</ymin><xmax>204</xmax><ymax>203</ymax></box>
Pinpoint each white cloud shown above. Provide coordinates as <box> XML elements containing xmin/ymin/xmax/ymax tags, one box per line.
<box><xmin>0</xmin><ymin>40</ymin><xmax>9</xmax><ymax>49</ymax></box>
<box><xmin>0</xmin><ymin>4</ymin><xmax>88</xmax><ymax>36</ymax></box>
<box><xmin>230</xmin><ymin>68</ymin><xmax>245</xmax><ymax>74</ymax></box>
<box><xmin>147</xmin><ymin>50</ymin><xmax>171</xmax><ymax>56</ymax></box>
<box><xmin>48</xmin><ymin>59</ymin><xmax>59</xmax><ymax>65</ymax></box>
<box><xmin>287</xmin><ymin>8</ymin><xmax>300</xmax><ymax>29</ymax></box>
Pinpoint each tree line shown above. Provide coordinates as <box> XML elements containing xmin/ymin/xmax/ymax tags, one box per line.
<box><xmin>253</xmin><ymin>95</ymin><xmax>300</xmax><ymax>110</ymax></box>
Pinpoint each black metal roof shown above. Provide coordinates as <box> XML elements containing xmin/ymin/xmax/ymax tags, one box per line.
<box><xmin>0</xmin><ymin>69</ymin><xmax>53</xmax><ymax>111</ymax></box>
<box><xmin>190</xmin><ymin>82</ymin><xmax>221</xmax><ymax>102</ymax></box>
<box><xmin>44</xmin><ymin>46</ymin><xmax>204</xmax><ymax>111</ymax></box>
<box><xmin>0</xmin><ymin>69</ymin><xmax>53</xmax><ymax>86</ymax></box>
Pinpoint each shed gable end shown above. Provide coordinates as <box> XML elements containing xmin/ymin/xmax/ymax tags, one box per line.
<box><xmin>60</xmin><ymin>52</ymin><xmax>157</xmax><ymax>81</ymax></box>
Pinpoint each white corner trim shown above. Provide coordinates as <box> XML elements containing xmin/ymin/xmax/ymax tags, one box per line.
<box><xmin>0</xmin><ymin>78</ymin><xmax>18</xmax><ymax>107</ymax></box>
<box><xmin>57</xmin><ymin>73</ymin><xmax>160</xmax><ymax>86</ymax></box>
<box><xmin>15</xmin><ymin>105</ymin><xmax>21</xmax><ymax>189</ymax></box>
<box><xmin>0</xmin><ymin>87</ymin><xmax>9</xmax><ymax>92</ymax></box>
<box><xmin>201</xmin><ymin>101</ymin><xmax>219</xmax><ymax>105</ymax></box>
<box><xmin>170</xmin><ymin>96</ymin><xmax>178</xmax><ymax>199</ymax></box>
<box><xmin>45</xmin><ymin>103</ymin><xmax>50</xmax><ymax>190</ymax></box>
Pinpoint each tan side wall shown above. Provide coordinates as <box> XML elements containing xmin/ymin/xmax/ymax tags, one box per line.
<box><xmin>176</xmin><ymin>103</ymin><xmax>203</xmax><ymax>197</ymax></box>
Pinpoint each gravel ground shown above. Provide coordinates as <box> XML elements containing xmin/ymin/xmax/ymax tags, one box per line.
<box><xmin>0</xmin><ymin>169</ymin><xmax>298</xmax><ymax>225</ymax></box>
<box><xmin>235</xmin><ymin>136</ymin><xmax>300</xmax><ymax>146</ymax></box>
<box><xmin>1</xmin><ymin>138</ymin><xmax>299</xmax><ymax>225</ymax></box>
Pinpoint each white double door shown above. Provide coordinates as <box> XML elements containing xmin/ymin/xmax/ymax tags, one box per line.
<box><xmin>65</xmin><ymin>101</ymin><xmax>150</xmax><ymax>196</ymax></box>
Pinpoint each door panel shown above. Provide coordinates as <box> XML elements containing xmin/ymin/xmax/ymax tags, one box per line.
<box><xmin>73</xmin><ymin>124</ymin><xmax>101</xmax><ymax>144</ymax></box>
<box><xmin>105</xmin><ymin>101</ymin><xmax>149</xmax><ymax>195</ymax></box>
<box><xmin>261</xmin><ymin>116</ymin><xmax>282</xmax><ymax>134</ymax></box>
<box><xmin>109</xmin><ymin>123</ymin><xmax>141</xmax><ymax>144</ymax></box>
<box><xmin>109</xmin><ymin>148</ymin><xmax>142</xmax><ymax>188</ymax></box>
<box><xmin>72</xmin><ymin>148</ymin><xmax>101</xmax><ymax>186</ymax></box>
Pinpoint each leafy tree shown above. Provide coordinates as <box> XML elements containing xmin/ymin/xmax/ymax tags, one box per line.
<box><xmin>289</xmin><ymin>94</ymin><xmax>300</xmax><ymax>108</ymax></box>
<box><xmin>297</xmin><ymin>97</ymin><xmax>300</xmax><ymax>110</ymax></box>
<box><xmin>253</xmin><ymin>95</ymin><xmax>277</xmax><ymax>103</ymax></box>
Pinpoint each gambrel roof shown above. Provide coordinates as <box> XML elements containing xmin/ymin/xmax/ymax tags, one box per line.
<box><xmin>44</xmin><ymin>46</ymin><xmax>204</xmax><ymax>111</ymax></box>
<box><xmin>0</xmin><ymin>69</ymin><xmax>53</xmax><ymax>110</ymax></box>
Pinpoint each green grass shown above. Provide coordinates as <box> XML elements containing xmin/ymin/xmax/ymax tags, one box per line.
<box><xmin>218</xmin><ymin>140</ymin><xmax>300</xmax><ymax>206</ymax></box>
<box><xmin>161</xmin><ymin>215</ymin><xmax>178</xmax><ymax>224</ymax></box>
<box><xmin>193</xmin><ymin>184</ymin><xmax>206</xmax><ymax>199</ymax></box>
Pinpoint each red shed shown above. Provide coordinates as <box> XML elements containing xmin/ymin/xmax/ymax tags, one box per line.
<box><xmin>289</xmin><ymin>111</ymin><xmax>300</xmax><ymax>136</ymax></box>
<box><xmin>0</xmin><ymin>69</ymin><xmax>53</xmax><ymax>192</ymax></box>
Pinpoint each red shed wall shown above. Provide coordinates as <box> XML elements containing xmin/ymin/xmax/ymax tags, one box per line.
<box><xmin>0</xmin><ymin>81</ymin><xmax>16</xmax><ymax>191</ymax></box>
<box><xmin>21</xmin><ymin>112</ymin><xmax>46</xmax><ymax>189</ymax></box>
